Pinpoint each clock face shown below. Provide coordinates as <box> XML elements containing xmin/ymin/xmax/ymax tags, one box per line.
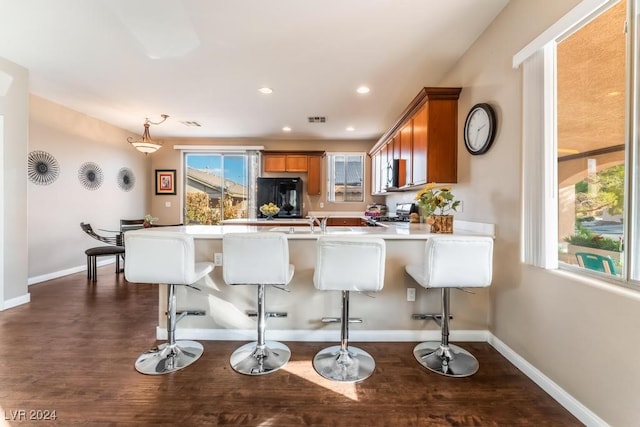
<box><xmin>464</xmin><ymin>103</ymin><xmax>496</xmax><ymax>155</ymax></box>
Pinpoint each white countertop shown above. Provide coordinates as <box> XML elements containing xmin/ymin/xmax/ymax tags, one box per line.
<box><xmin>135</xmin><ymin>219</ymin><xmax>494</xmax><ymax>240</ymax></box>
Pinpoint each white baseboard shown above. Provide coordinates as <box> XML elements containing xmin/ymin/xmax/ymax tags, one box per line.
<box><xmin>28</xmin><ymin>258</ymin><xmax>116</xmax><ymax>285</ymax></box>
<box><xmin>158</xmin><ymin>327</ymin><xmax>489</xmax><ymax>343</ymax></box>
<box><xmin>1</xmin><ymin>292</ymin><xmax>31</xmax><ymax>311</ymax></box>
<box><xmin>488</xmin><ymin>334</ymin><xmax>608</xmax><ymax>427</ymax></box>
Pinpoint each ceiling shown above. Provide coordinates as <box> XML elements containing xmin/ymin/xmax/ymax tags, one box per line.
<box><xmin>0</xmin><ymin>0</ymin><xmax>509</xmax><ymax>141</ymax></box>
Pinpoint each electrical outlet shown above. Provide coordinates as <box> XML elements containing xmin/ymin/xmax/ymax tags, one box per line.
<box><xmin>457</xmin><ymin>201</ymin><xmax>463</xmax><ymax>213</ymax></box>
<box><xmin>407</xmin><ymin>288</ymin><xmax>416</xmax><ymax>302</ymax></box>
<box><xmin>320</xmin><ymin>202</ymin><xmax>324</xmax><ymax>208</ymax></box>
<box><xmin>214</xmin><ymin>253</ymin><xmax>223</xmax><ymax>266</ymax></box>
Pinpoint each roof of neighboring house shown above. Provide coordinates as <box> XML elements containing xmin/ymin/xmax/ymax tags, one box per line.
<box><xmin>186</xmin><ymin>167</ymin><xmax>247</xmax><ymax>198</ymax></box>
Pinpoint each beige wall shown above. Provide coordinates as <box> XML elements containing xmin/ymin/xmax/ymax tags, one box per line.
<box><xmin>27</xmin><ymin>96</ymin><xmax>150</xmax><ymax>279</ymax></box>
<box><xmin>435</xmin><ymin>0</ymin><xmax>640</xmax><ymax>425</ymax></box>
<box><xmin>0</xmin><ymin>58</ymin><xmax>29</xmax><ymax>306</ymax></box>
<box><xmin>148</xmin><ymin>137</ymin><xmax>384</xmax><ymax>223</ymax></box>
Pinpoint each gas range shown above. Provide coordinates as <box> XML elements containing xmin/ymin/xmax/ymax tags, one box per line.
<box><xmin>370</xmin><ymin>202</ymin><xmax>417</xmax><ymax>223</ymax></box>
<box><xmin>374</xmin><ymin>215</ymin><xmax>410</xmax><ymax>223</ymax></box>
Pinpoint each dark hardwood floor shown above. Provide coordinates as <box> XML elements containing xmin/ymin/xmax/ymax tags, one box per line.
<box><xmin>0</xmin><ymin>267</ymin><xmax>582</xmax><ymax>426</ymax></box>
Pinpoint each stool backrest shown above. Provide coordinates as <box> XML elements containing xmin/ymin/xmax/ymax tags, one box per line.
<box><xmin>124</xmin><ymin>230</ymin><xmax>198</xmax><ymax>285</ymax></box>
<box><xmin>223</xmin><ymin>233</ymin><xmax>291</xmax><ymax>285</ymax></box>
<box><xmin>421</xmin><ymin>235</ymin><xmax>493</xmax><ymax>288</ymax></box>
<box><xmin>314</xmin><ymin>236</ymin><xmax>386</xmax><ymax>292</ymax></box>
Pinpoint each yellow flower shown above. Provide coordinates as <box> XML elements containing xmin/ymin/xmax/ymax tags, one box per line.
<box><xmin>414</xmin><ymin>183</ymin><xmax>461</xmax><ymax>216</ymax></box>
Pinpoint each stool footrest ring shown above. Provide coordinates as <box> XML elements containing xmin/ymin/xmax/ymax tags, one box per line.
<box><xmin>246</xmin><ymin>311</ymin><xmax>287</xmax><ymax>318</ymax></box>
<box><xmin>176</xmin><ymin>310</ymin><xmax>206</xmax><ymax>316</ymax></box>
<box><xmin>321</xmin><ymin>317</ymin><xmax>362</xmax><ymax>323</ymax></box>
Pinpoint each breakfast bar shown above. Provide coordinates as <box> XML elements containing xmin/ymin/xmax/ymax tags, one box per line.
<box><xmin>142</xmin><ymin>220</ymin><xmax>495</xmax><ymax>343</ymax></box>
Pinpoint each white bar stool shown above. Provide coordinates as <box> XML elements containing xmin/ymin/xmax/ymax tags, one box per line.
<box><xmin>405</xmin><ymin>235</ymin><xmax>493</xmax><ymax>377</ymax></box>
<box><xmin>222</xmin><ymin>232</ymin><xmax>294</xmax><ymax>375</ymax></box>
<box><xmin>124</xmin><ymin>230</ymin><xmax>214</xmax><ymax>375</ymax></box>
<box><xmin>312</xmin><ymin>236</ymin><xmax>386</xmax><ymax>382</ymax></box>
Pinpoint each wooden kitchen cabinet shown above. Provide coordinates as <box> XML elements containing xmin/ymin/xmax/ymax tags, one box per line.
<box><xmin>285</xmin><ymin>155</ymin><xmax>308</xmax><ymax>172</ymax></box>
<box><xmin>262</xmin><ymin>151</ymin><xmax>324</xmax><ymax>195</ymax></box>
<box><xmin>399</xmin><ymin>120</ymin><xmax>413</xmax><ymax>187</ymax></box>
<box><xmin>263</xmin><ymin>154</ymin><xmax>287</xmax><ymax>172</ymax></box>
<box><xmin>306</xmin><ymin>155</ymin><xmax>322</xmax><ymax>195</ymax></box>
<box><xmin>326</xmin><ymin>217</ymin><xmax>363</xmax><ymax>226</ymax></box>
<box><xmin>368</xmin><ymin>87</ymin><xmax>461</xmax><ymax>195</ymax></box>
<box><xmin>263</xmin><ymin>153</ymin><xmax>307</xmax><ymax>172</ymax></box>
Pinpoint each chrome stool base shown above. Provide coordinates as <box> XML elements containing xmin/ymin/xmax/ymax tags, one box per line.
<box><xmin>135</xmin><ymin>340</ymin><xmax>204</xmax><ymax>375</ymax></box>
<box><xmin>413</xmin><ymin>341</ymin><xmax>479</xmax><ymax>378</ymax></box>
<box><xmin>313</xmin><ymin>345</ymin><xmax>376</xmax><ymax>383</ymax></box>
<box><xmin>230</xmin><ymin>341</ymin><xmax>291</xmax><ymax>375</ymax></box>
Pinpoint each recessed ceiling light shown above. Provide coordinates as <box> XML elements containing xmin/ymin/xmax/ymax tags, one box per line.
<box><xmin>282</xmin><ymin>126</ymin><xmax>292</xmax><ymax>132</ymax></box>
<box><xmin>258</xmin><ymin>87</ymin><xmax>273</xmax><ymax>94</ymax></box>
<box><xmin>356</xmin><ymin>86</ymin><xmax>370</xmax><ymax>94</ymax></box>
<box><xmin>346</xmin><ymin>126</ymin><xmax>355</xmax><ymax>132</ymax></box>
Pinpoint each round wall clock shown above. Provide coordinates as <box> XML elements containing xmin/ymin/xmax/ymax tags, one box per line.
<box><xmin>463</xmin><ymin>103</ymin><xmax>497</xmax><ymax>155</ymax></box>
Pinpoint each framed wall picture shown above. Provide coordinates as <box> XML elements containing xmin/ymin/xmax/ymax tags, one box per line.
<box><xmin>155</xmin><ymin>169</ymin><xmax>176</xmax><ymax>195</ymax></box>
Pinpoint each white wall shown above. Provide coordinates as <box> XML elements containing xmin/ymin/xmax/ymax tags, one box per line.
<box><xmin>438</xmin><ymin>1</ymin><xmax>640</xmax><ymax>425</ymax></box>
<box><xmin>0</xmin><ymin>58</ymin><xmax>29</xmax><ymax>308</ymax></box>
<box><xmin>27</xmin><ymin>96</ymin><xmax>150</xmax><ymax>281</ymax></box>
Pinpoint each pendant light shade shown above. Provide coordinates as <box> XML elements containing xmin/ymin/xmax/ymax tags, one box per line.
<box><xmin>127</xmin><ymin>114</ymin><xmax>169</xmax><ymax>155</ymax></box>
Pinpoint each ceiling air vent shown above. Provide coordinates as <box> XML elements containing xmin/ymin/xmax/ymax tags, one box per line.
<box><xmin>181</xmin><ymin>121</ymin><xmax>202</xmax><ymax>127</ymax></box>
<box><xmin>308</xmin><ymin>116</ymin><xmax>327</xmax><ymax>123</ymax></box>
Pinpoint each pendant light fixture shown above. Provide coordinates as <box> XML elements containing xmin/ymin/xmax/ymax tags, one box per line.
<box><xmin>127</xmin><ymin>114</ymin><xmax>169</xmax><ymax>155</ymax></box>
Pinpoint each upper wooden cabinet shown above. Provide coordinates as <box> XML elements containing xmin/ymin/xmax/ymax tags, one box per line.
<box><xmin>263</xmin><ymin>153</ymin><xmax>308</xmax><ymax>172</ymax></box>
<box><xmin>368</xmin><ymin>87</ymin><xmax>461</xmax><ymax>194</ymax></box>
<box><xmin>306</xmin><ymin>155</ymin><xmax>322</xmax><ymax>195</ymax></box>
<box><xmin>262</xmin><ymin>151</ymin><xmax>324</xmax><ymax>195</ymax></box>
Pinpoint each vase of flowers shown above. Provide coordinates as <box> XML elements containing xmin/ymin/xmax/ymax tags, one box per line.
<box><xmin>143</xmin><ymin>214</ymin><xmax>158</xmax><ymax>228</ymax></box>
<box><xmin>415</xmin><ymin>183</ymin><xmax>460</xmax><ymax>233</ymax></box>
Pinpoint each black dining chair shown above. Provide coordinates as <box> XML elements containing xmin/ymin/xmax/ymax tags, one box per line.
<box><xmin>80</xmin><ymin>222</ymin><xmax>125</xmax><ymax>282</ymax></box>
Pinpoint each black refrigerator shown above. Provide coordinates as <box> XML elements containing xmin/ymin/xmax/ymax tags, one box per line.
<box><xmin>257</xmin><ymin>177</ymin><xmax>303</xmax><ymax>218</ymax></box>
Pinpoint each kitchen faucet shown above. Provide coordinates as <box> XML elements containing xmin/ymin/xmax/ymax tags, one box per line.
<box><xmin>307</xmin><ymin>215</ymin><xmax>329</xmax><ymax>232</ymax></box>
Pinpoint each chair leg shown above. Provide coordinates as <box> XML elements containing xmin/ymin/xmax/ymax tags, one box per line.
<box><xmin>115</xmin><ymin>253</ymin><xmax>120</xmax><ymax>274</ymax></box>
<box><xmin>413</xmin><ymin>288</ymin><xmax>480</xmax><ymax>377</ymax></box>
<box><xmin>134</xmin><ymin>283</ymin><xmax>204</xmax><ymax>375</ymax></box>
<box><xmin>91</xmin><ymin>256</ymin><xmax>97</xmax><ymax>282</ymax></box>
<box><xmin>312</xmin><ymin>290</ymin><xmax>376</xmax><ymax>382</ymax></box>
<box><xmin>86</xmin><ymin>256</ymin><xmax>91</xmax><ymax>279</ymax></box>
<box><xmin>229</xmin><ymin>284</ymin><xmax>291</xmax><ymax>375</ymax></box>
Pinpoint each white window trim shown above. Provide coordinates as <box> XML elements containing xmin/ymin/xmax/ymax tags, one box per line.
<box><xmin>513</xmin><ymin>0</ymin><xmax>614</xmax><ymax>68</ymax></box>
<box><xmin>515</xmin><ymin>0</ymin><xmax>623</xmax><ymax>270</ymax></box>
<box><xmin>326</xmin><ymin>152</ymin><xmax>365</xmax><ymax>203</ymax></box>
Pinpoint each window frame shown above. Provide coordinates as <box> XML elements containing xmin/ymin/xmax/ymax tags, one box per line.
<box><xmin>326</xmin><ymin>152</ymin><xmax>365</xmax><ymax>203</ymax></box>
<box><xmin>516</xmin><ymin>0</ymin><xmax>640</xmax><ymax>290</ymax></box>
<box><xmin>177</xmin><ymin>146</ymin><xmax>262</xmax><ymax>224</ymax></box>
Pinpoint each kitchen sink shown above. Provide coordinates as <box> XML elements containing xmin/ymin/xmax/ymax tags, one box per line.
<box><xmin>269</xmin><ymin>226</ymin><xmax>317</xmax><ymax>234</ymax></box>
<box><xmin>269</xmin><ymin>226</ymin><xmax>356</xmax><ymax>233</ymax></box>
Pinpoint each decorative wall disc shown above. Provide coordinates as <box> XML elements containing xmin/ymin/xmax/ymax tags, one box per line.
<box><xmin>117</xmin><ymin>167</ymin><xmax>135</xmax><ymax>191</ymax></box>
<box><xmin>78</xmin><ymin>162</ymin><xmax>103</xmax><ymax>190</ymax></box>
<box><xmin>28</xmin><ymin>150</ymin><xmax>60</xmax><ymax>185</ymax></box>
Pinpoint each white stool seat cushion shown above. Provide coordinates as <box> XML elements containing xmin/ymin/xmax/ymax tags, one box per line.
<box><xmin>405</xmin><ymin>235</ymin><xmax>493</xmax><ymax>289</ymax></box>
<box><xmin>124</xmin><ymin>230</ymin><xmax>214</xmax><ymax>285</ymax></box>
<box><xmin>223</xmin><ymin>232</ymin><xmax>294</xmax><ymax>285</ymax></box>
<box><xmin>314</xmin><ymin>236</ymin><xmax>386</xmax><ymax>292</ymax></box>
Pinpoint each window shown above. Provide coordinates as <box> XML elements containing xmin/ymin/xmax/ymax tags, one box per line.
<box><xmin>183</xmin><ymin>151</ymin><xmax>259</xmax><ymax>224</ymax></box>
<box><xmin>556</xmin><ymin>0</ymin><xmax>627</xmax><ymax>277</ymax></box>
<box><xmin>517</xmin><ymin>0</ymin><xmax>640</xmax><ymax>287</ymax></box>
<box><xmin>326</xmin><ymin>153</ymin><xmax>364</xmax><ymax>202</ymax></box>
